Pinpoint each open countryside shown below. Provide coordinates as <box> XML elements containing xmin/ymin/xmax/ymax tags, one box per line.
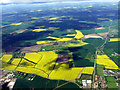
<box><xmin>1</xmin><ymin>1</ymin><xmax>120</xmax><ymax>89</ymax></box>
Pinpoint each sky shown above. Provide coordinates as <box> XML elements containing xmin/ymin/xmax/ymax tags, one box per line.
<box><xmin>0</xmin><ymin>0</ymin><xmax>119</xmax><ymax>3</ymax></box>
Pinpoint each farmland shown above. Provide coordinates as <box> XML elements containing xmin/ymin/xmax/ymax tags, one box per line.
<box><xmin>1</xmin><ymin>50</ymin><xmax>95</xmax><ymax>82</ymax></box>
<box><xmin>96</xmin><ymin>54</ymin><xmax>119</xmax><ymax>70</ymax></box>
<box><xmin>109</xmin><ymin>38</ymin><xmax>120</xmax><ymax>42</ymax></box>
<box><xmin>1</xmin><ymin>1</ymin><xmax>119</xmax><ymax>89</ymax></box>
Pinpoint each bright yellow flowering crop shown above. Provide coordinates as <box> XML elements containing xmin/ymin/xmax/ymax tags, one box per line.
<box><xmin>64</xmin><ymin>40</ymin><xmax>88</xmax><ymax>47</ymax></box>
<box><xmin>10</xmin><ymin>22</ymin><xmax>22</xmax><ymax>25</ymax></box>
<box><xmin>36</xmin><ymin>41</ymin><xmax>56</xmax><ymax>44</ymax></box>
<box><xmin>97</xmin><ymin>54</ymin><xmax>119</xmax><ymax>69</ymax></box>
<box><xmin>82</xmin><ymin>67</ymin><xmax>94</xmax><ymax>74</ymax></box>
<box><xmin>19</xmin><ymin>58</ymin><xmax>35</xmax><ymax>67</ymax></box>
<box><xmin>109</xmin><ymin>38</ymin><xmax>120</xmax><ymax>42</ymax></box>
<box><xmin>57</xmin><ymin>38</ymin><xmax>73</xmax><ymax>42</ymax></box>
<box><xmin>16</xmin><ymin>67</ymin><xmax>48</xmax><ymax>78</ymax></box>
<box><xmin>1</xmin><ymin>54</ymin><xmax>13</xmax><ymax>62</ymax></box>
<box><xmin>66</xmin><ymin>34</ymin><xmax>75</xmax><ymax>36</ymax></box>
<box><xmin>74</xmin><ymin>30</ymin><xmax>84</xmax><ymax>39</ymax></box>
<box><xmin>35</xmin><ymin>51</ymin><xmax>58</xmax><ymax>74</ymax></box>
<box><xmin>48</xmin><ymin>17</ymin><xmax>59</xmax><ymax>20</ymax></box>
<box><xmin>32</xmin><ymin>29</ymin><xmax>47</xmax><ymax>32</ymax></box>
<box><xmin>49</xmin><ymin>63</ymin><xmax>84</xmax><ymax>81</ymax></box>
<box><xmin>24</xmin><ymin>53</ymin><xmax>42</xmax><ymax>63</ymax></box>
<box><xmin>11</xmin><ymin>58</ymin><xmax>21</xmax><ymax>66</ymax></box>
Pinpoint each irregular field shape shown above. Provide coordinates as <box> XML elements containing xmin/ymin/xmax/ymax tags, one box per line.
<box><xmin>16</xmin><ymin>67</ymin><xmax>48</xmax><ymax>78</ymax></box>
<box><xmin>65</xmin><ymin>40</ymin><xmax>88</xmax><ymax>47</ymax></box>
<box><xmin>82</xmin><ymin>67</ymin><xmax>94</xmax><ymax>74</ymax></box>
<box><xmin>74</xmin><ymin>30</ymin><xmax>84</xmax><ymax>39</ymax></box>
<box><xmin>49</xmin><ymin>64</ymin><xmax>84</xmax><ymax>81</ymax></box>
<box><xmin>24</xmin><ymin>53</ymin><xmax>42</xmax><ymax>63</ymax></box>
<box><xmin>97</xmin><ymin>55</ymin><xmax>119</xmax><ymax>69</ymax></box>
<box><xmin>35</xmin><ymin>51</ymin><xmax>58</xmax><ymax>74</ymax></box>
<box><xmin>19</xmin><ymin>58</ymin><xmax>35</xmax><ymax>67</ymax></box>
<box><xmin>1</xmin><ymin>54</ymin><xmax>13</xmax><ymax>62</ymax></box>
<box><xmin>11</xmin><ymin>58</ymin><xmax>21</xmax><ymax>66</ymax></box>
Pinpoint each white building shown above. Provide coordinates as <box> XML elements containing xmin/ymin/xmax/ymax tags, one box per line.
<box><xmin>82</xmin><ymin>80</ymin><xmax>87</xmax><ymax>87</ymax></box>
<box><xmin>7</xmin><ymin>81</ymin><xmax>15</xmax><ymax>90</ymax></box>
<box><xmin>87</xmin><ymin>80</ymin><xmax>92</xmax><ymax>84</ymax></box>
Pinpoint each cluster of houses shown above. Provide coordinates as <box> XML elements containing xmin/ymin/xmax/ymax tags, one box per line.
<box><xmin>0</xmin><ymin>70</ymin><xmax>16</xmax><ymax>89</ymax></box>
<box><xmin>82</xmin><ymin>80</ymin><xmax>92</xmax><ymax>88</ymax></box>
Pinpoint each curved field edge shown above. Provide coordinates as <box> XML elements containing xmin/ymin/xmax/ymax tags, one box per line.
<box><xmin>1</xmin><ymin>51</ymin><xmax>94</xmax><ymax>82</ymax></box>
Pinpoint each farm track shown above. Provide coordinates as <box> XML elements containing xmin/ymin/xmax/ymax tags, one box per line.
<box><xmin>53</xmin><ymin>82</ymin><xmax>70</xmax><ymax>90</ymax></box>
<box><xmin>76</xmin><ymin>67</ymin><xmax>85</xmax><ymax>79</ymax></box>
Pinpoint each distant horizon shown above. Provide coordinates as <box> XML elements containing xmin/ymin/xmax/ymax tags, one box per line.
<box><xmin>0</xmin><ymin>0</ymin><xmax>119</xmax><ymax>4</ymax></box>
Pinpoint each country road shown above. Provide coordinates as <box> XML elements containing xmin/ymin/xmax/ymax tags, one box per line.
<box><xmin>92</xmin><ymin>22</ymin><xmax>112</xmax><ymax>88</ymax></box>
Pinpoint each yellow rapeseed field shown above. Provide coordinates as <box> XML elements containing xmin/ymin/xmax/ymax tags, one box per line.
<box><xmin>69</xmin><ymin>58</ymin><xmax>73</xmax><ymax>62</ymax></box>
<box><xmin>1</xmin><ymin>54</ymin><xmax>13</xmax><ymax>62</ymax></box>
<box><xmin>36</xmin><ymin>41</ymin><xmax>56</xmax><ymax>44</ymax></box>
<box><xmin>46</xmin><ymin>36</ymin><xmax>59</xmax><ymax>40</ymax></box>
<box><xmin>2</xmin><ymin>62</ymin><xmax>17</xmax><ymax>71</ymax></box>
<box><xmin>64</xmin><ymin>40</ymin><xmax>88</xmax><ymax>47</ymax></box>
<box><xmin>57</xmin><ymin>38</ymin><xmax>73</xmax><ymax>42</ymax></box>
<box><xmin>24</xmin><ymin>53</ymin><xmax>42</xmax><ymax>63</ymax></box>
<box><xmin>35</xmin><ymin>51</ymin><xmax>58</xmax><ymax>74</ymax></box>
<box><xmin>82</xmin><ymin>67</ymin><xmax>94</xmax><ymax>74</ymax></box>
<box><xmin>2</xmin><ymin>65</ymin><xmax>17</xmax><ymax>71</ymax></box>
<box><xmin>68</xmin><ymin>53</ymin><xmax>73</xmax><ymax>61</ymax></box>
<box><xmin>48</xmin><ymin>17</ymin><xmax>59</xmax><ymax>20</ymax></box>
<box><xmin>19</xmin><ymin>58</ymin><xmax>35</xmax><ymax>67</ymax></box>
<box><xmin>97</xmin><ymin>54</ymin><xmax>119</xmax><ymax>69</ymax></box>
<box><xmin>49</xmin><ymin>64</ymin><xmax>84</xmax><ymax>81</ymax></box>
<box><xmin>32</xmin><ymin>29</ymin><xmax>47</xmax><ymax>32</ymax></box>
<box><xmin>11</xmin><ymin>58</ymin><xmax>21</xmax><ymax>66</ymax></box>
<box><xmin>10</xmin><ymin>22</ymin><xmax>22</xmax><ymax>25</ymax></box>
<box><xmin>16</xmin><ymin>67</ymin><xmax>48</xmax><ymax>78</ymax></box>
<box><xmin>74</xmin><ymin>30</ymin><xmax>84</xmax><ymax>39</ymax></box>
<box><xmin>109</xmin><ymin>38</ymin><xmax>120</xmax><ymax>42</ymax></box>
<box><xmin>46</xmin><ymin>36</ymin><xmax>73</xmax><ymax>42</ymax></box>
<box><xmin>105</xmin><ymin>66</ymin><xmax>119</xmax><ymax>70</ymax></box>
<box><xmin>66</xmin><ymin>34</ymin><xmax>75</xmax><ymax>36</ymax></box>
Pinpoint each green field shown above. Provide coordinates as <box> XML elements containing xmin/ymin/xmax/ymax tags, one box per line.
<box><xmin>105</xmin><ymin>76</ymin><xmax>118</xmax><ymax>88</ymax></box>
